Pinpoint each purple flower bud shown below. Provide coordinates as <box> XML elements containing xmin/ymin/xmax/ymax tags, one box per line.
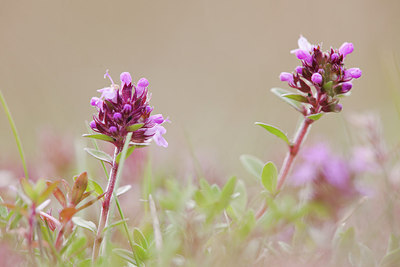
<box><xmin>123</xmin><ymin>104</ymin><xmax>132</xmax><ymax>113</ymax></box>
<box><xmin>279</xmin><ymin>72</ymin><xmax>294</xmax><ymax>84</ymax></box>
<box><xmin>90</xmin><ymin>120</ymin><xmax>97</xmax><ymax>129</ymax></box>
<box><xmin>136</xmin><ymin>78</ymin><xmax>149</xmax><ymax>96</ymax></box>
<box><xmin>109</xmin><ymin>126</ymin><xmax>117</xmax><ymax>133</ymax></box>
<box><xmin>339</xmin><ymin>42</ymin><xmax>354</xmax><ymax>58</ymax></box>
<box><xmin>330</xmin><ymin>53</ymin><xmax>339</xmax><ymax>61</ymax></box>
<box><xmin>90</xmin><ymin>97</ymin><xmax>102</xmax><ymax>108</ymax></box>
<box><xmin>146</xmin><ymin>106</ymin><xmax>154</xmax><ymax>114</ymax></box>
<box><xmin>346</xmin><ymin>68</ymin><xmax>362</xmax><ymax>79</ymax></box>
<box><xmin>341</xmin><ymin>82</ymin><xmax>352</xmax><ymax>93</ymax></box>
<box><xmin>295</xmin><ymin>66</ymin><xmax>303</xmax><ymax>74</ymax></box>
<box><xmin>149</xmin><ymin>114</ymin><xmax>165</xmax><ymax>124</ymax></box>
<box><xmin>295</xmin><ymin>49</ymin><xmax>313</xmax><ymax>65</ymax></box>
<box><xmin>311</xmin><ymin>73</ymin><xmax>323</xmax><ymax>84</ymax></box>
<box><xmin>113</xmin><ymin>112</ymin><xmax>122</xmax><ymax>120</ymax></box>
<box><xmin>333</xmin><ymin>103</ymin><xmax>343</xmax><ymax>112</ymax></box>
<box><xmin>120</xmin><ymin>72</ymin><xmax>132</xmax><ymax>85</ymax></box>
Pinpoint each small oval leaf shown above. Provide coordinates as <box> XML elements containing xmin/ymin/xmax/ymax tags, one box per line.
<box><xmin>282</xmin><ymin>93</ymin><xmax>308</xmax><ymax>103</ymax></box>
<box><xmin>271</xmin><ymin>87</ymin><xmax>304</xmax><ymax>112</ymax></box>
<box><xmin>71</xmin><ymin>172</ymin><xmax>88</xmax><ymax>205</ymax></box>
<box><xmin>126</xmin><ymin>123</ymin><xmax>144</xmax><ymax>132</ymax></box>
<box><xmin>255</xmin><ymin>122</ymin><xmax>290</xmax><ymax>145</ymax></box>
<box><xmin>116</xmin><ymin>185</ymin><xmax>132</xmax><ymax>197</ymax></box>
<box><xmin>261</xmin><ymin>162</ymin><xmax>278</xmax><ymax>194</ymax></box>
<box><xmin>240</xmin><ymin>154</ymin><xmax>264</xmax><ymax>179</ymax></box>
<box><xmin>72</xmin><ymin>217</ymin><xmax>97</xmax><ymax>233</ymax></box>
<box><xmin>307</xmin><ymin>113</ymin><xmax>324</xmax><ymax>121</ymax></box>
<box><xmin>84</xmin><ymin>148</ymin><xmax>113</xmax><ymax>164</ymax></box>
<box><xmin>82</xmin><ymin>133</ymin><xmax>114</xmax><ymax>142</ymax></box>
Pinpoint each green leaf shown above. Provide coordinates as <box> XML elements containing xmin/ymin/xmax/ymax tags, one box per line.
<box><xmin>282</xmin><ymin>93</ymin><xmax>308</xmax><ymax>103</ymax></box>
<box><xmin>271</xmin><ymin>87</ymin><xmax>304</xmax><ymax>112</ymax></box>
<box><xmin>227</xmin><ymin>179</ymin><xmax>247</xmax><ymax>218</ymax></box>
<box><xmin>84</xmin><ymin>148</ymin><xmax>113</xmax><ymax>164</ymax></box>
<box><xmin>87</xmin><ymin>179</ymin><xmax>103</xmax><ymax>195</ymax></box>
<box><xmin>126</xmin><ymin>123</ymin><xmax>144</xmax><ymax>132</ymax></box>
<box><xmin>255</xmin><ymin>122</ymin><xmax>290</xmax><ymax>145</ymax></box>
<box><xmin>323</xmin><ymin>81</ymin><xmax>333</xmax><ymax>91</ymax></box>
<box><xmin>116</xmin><ymin>185</ymin><xmax>132</xmax><ymax>197</ymax></box>
<box><xmin>66</xmin><ymin>236</ymin><xmax>87</xmax><ymax>258</ymax></box>
<box><xmin>72</xmin><ymin>217</ymin><xmax>97</xmax><ymax>233</ymax></box>
<box><xmin>20</xmin><ymin>178</ymin><xmax>36</xmax><ymax>201</ymax></box>
<box><xmin>240</xmin><ymin>154</ymin><xmax>264</xmax><ymax>179</ymax></box>
<box><xmin>133</xmin><ymin>244</ymin><xmax>148</xmax><ymax>261</ymax></box>
<box><xmin>82</xmin><ymin>133</ymin><xmax>114</xmax><ymax>142</ymax></box>
<box><xmin>381</xmin><ymin>248</ymin><xmax>400</xmax><ymax>267</ymax></box>
<box><xmin>0</xmin><ymin>196</ymin><xmax>8</xmax><ymax>218</ymax></box>
<box><xmin>37</xmin><ymin>180</ymin><xmax>60</xmax><ymax>205</ymax></box>
<box><xmin>113</xmin><ymin>248</ymin><xmax>136</xmax><ymax>265</ymax></box>
<box><xmin>115</xmin><ymin>145</ymin><xmax>136</xmax><ymax>164</ymax></box>
<box><xmin>261</xmin><ymin>162</ymin><xmax>278</xmax><ymax>194</ymax></box>
<box><xmin>103</xmin><ymin>219</ymin><xmax>129</xmax><ymax>233</ymax></box>
<box><xmin>307</xmin><ymin>113</ymin><xmax>324</xmax><ymax>121</ymax></box>
<box><xmin>133</xmin><ymin>228</ymin><xmax>148</xmax><ymax>250</ymax></box>
<box><xmin>387</xmin><ymin>234</ymin><xmax>400</xmax><ymax>253</ymax></box>
<box><xmin>220</xmin><ymin>176</ymin><xmax>237</xmax><ymax>207</ymax></box>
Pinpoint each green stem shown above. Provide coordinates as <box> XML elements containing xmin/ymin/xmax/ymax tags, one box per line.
<box><xmin>0</xmin><ymin>90</ymin><xmax>29</xmax><ymax>179</ymax></box>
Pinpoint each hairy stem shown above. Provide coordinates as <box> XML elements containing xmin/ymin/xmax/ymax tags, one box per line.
<box><xmin>92</xmin><ymin>147</ymin><xmax>120</xmax><ymax>260</ymax></box>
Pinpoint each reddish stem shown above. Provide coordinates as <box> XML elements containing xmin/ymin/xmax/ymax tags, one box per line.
<box><xmin>92</xmin><ymin>148</ymin><xmax>120</xmax><ymax>260</ymax></box>
<box><xmin>277</xmin><ymin>118</ymin><xmax>312</xmax><ymax>191</ymax></box>
<box><xmin>256</xmin><ymin>118</ymin><xmax>313</xmax><ymax>220</ymax></box>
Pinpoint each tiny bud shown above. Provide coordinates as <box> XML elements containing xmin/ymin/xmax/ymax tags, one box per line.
<box><xmin>109</xmin><ymin>126</ymin><xmax>117</xmax><ymax>133</ymax></box>
<box><xmin>120</xmin><ymin>72</ymin><xmax>132</xmax><ymax>85</ymax></box>
<box><xmin>90</xmin><ymin>120</ymin><xmax>97</xmax><ymax>129</ymax></box>
<box><xmin>295</xmin><ymin>66</ymin><xmax>303</xmax><ymax>74</ymax></box>
<box><xmin>333</xmin><ymin>103</ymin><xmax>343</xmax><ymax>112</ymax></box>
<box><xmin>330</xmin><ymin>53</ymin><xmax>339</xmax><ymax>61</ymax></box>
<box><xmin>341</xmin><ymin>82</ymin><xmax>352</xmax><ymax>93</ymax></box>
<box><xmin>90</xmin><ymin>97</ymin><xmax>100</xmax><ymax>107</ymax></box>
<box><xmin>346</xmin><ymin>68</ymin><xmax>362</xmax><ymax>79</ymax></box>
<box><xmin>279</xmin><ymin>72</ymin><xmax>294</xmax><ymax>84</ymax></box>
<box><xmin>113</xmin><ymin>112</ymin><xmax>122</xmax><ymax>120</ymax></box>
<box><xmin>146</xmin><ymin>106</ymin><xmax>154</xmax><ymax>113</ymax></box>
<box><xmin>123</xmin><ymin>104</ymin><xmax>132</xmax><ymax>113</ymax></box>
<box><xmin>137</xmin><ymin>78</ymin><xmax>149</xmax><ymax>88</ymax></box>
<box><xmin>295</xmin><ymin>49</ymin><xmax>313</xmax><ymax>64</ymax></box>
<box><xmin>311</xmin><ymin>73</ymin><xmax>323</xmax><ymax>84</ymax></box>
<box><xmin>339</xmin><ymin>42</ymin><xmax>354</xmax><ymax>58</ymax></box>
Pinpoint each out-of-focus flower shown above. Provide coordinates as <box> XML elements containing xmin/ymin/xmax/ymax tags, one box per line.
<box><xmin>281</xmin><ymin>36</ymin><xmax>362</xmax><ymax>116</ymax></box>
<box><xmin>90</xmin><ymin>71</ymin><xmax>169</xmax><ymax>149</ymax></box>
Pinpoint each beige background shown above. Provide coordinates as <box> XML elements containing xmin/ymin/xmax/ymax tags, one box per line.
<box><xmin>1</xmin><ymin>0</ymin><xmax>400</xmax><ymax>175</ymax></box>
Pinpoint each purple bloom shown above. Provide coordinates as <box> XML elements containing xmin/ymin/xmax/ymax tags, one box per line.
<box><xmin>279</xmin><ymin>72</ymin><xmax>294</xmax><ymax>84</ymax></box>
<box><xmin>136</xmin><ymin>78</ymin><xmax>149</xmax><ymax>96</ymax></box>
<box><xmin>339</xmin><ymin>42</ymin><xmax>354</xmax><ymax>58</ymax></box>
<box><xmin>311</xmin><ymin>73</ymin><xmax>323</xmax><ymax>84</ymax></box>
<box><xmin>89</xmin><ymin>71</ymin><xmax>169</xmax><ymax>148</ymax></box>
<box><xmin>120</xmin><ymin>72</ymin><xmax>132</xmax><ymax>86</ymax></box>
<box><xmin>345</xmin><ymin>68</ymin><xmax>362</xmax><ymax>79</ymax></box>
<box><xmin>295</xmin><ymin>49</ymin><xmax>313</xmax><ymax>65</ymax></box>
<box><xmin>295</xmin><ymin>66</ymin><xmax>303</xmax><ymax>74</ymax></box>
<box><xmin>340</xmin><ymin>82</ymin><xmax>352</xmax><ymax>93</ymax></box>
<box><xmin>280</xmin><ymin>35</ymin><xmax>361</xmax><ymax>116</ymax></box>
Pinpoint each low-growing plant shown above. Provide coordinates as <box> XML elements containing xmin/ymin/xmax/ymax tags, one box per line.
<box><xmin>0</xmin><ymin>36</ymin><xmax>399</xmax><ymax>267</ymax></box>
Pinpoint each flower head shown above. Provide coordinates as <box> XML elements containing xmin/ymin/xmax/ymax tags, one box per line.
<box><xmin>280</xmin><ymin>36</ymin><xmax>362</xmax><ymax>116</ymax></box>
<box><xmin>90</xmin><ymin>71</ymin><xmax>169</xmax><ymax>148</ymax></box>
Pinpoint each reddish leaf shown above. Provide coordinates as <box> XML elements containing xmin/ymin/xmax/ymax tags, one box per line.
<box><xmin>71</xmin><ymin>172</ymin><xmax>88</xmax><ymax>206</ymax></box>
<box><xmin>59</xmin><ymin>207</ymin><xmax>77</xmax><ymax>223</ymax></box>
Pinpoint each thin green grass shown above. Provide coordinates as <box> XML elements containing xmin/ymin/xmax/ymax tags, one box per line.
<box><xmin>0</xmin><ymin>90</ymin><xmax>29</xmax><ymax>179</ymax></box>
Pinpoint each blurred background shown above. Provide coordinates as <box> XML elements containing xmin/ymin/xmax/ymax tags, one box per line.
<box><xmin>1</xmin><ymin>0</ymin><xmax>400</xmax><ymax>178</ymax></box>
